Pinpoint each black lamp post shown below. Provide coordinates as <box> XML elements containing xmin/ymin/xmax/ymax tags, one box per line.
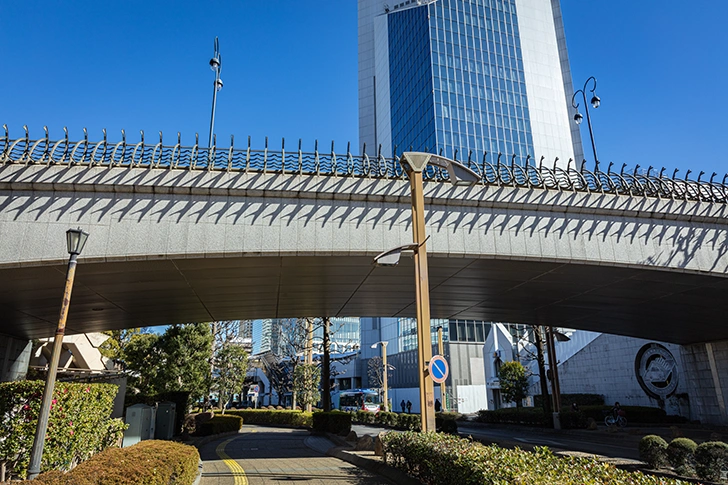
<box><xmin>27</xmin><ymin>228</ymin><xmax>89</xmax><ymax>479</ymax></box>
<box><xmin>571</xmin><ymin>76</ymin><xmax>601</xmax><ymax>165</ymax></box>
<box><xmin>208</xmin><ymin>36</ymin><xmax>223</xmax><ymax>149</ymax></box>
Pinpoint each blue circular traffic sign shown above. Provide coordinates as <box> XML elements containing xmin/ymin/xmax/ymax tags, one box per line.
<box><xmin>429</xmin><ymin>355</ymin><xmax>449</xmax><ymax>384</ymax></box>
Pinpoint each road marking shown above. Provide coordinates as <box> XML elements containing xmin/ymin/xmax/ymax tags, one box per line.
<box><xmin>216</xmin><ymin>438</ymin><xmax>248</xmax><ymax>485</ymax></box>
<box><xmin>513</xmin><ymin>437</ymin><xmax>565</xmax><ymax>446</ymax></box>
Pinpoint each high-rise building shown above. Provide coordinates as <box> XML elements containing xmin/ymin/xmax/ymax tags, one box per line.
<box><xmin>358</xmin><ymin>0</ymin><xmax>583</xmax><ymax>165</ymax></box>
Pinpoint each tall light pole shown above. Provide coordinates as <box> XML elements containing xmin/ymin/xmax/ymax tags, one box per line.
<box><xmin>371</xmin><ymin>341</ymin><xmax>388</xmax><ymax>411</ymax></box>
<box><xmin>374</xmin><ymin>152</ymin><xmax>479</xmax><ymax>432</ymax></box>
<box><xmin>208</xmin><ymin>36</ymin><xmax>223</xmax><ymax>149</ymax></box>
<box><xmin>436</xmin><ymin>326</ymin><xmax>447</xmax><ymax>411</ymax></box>
<box><xmin>571</xmin><ymin>76</ymin><xmax>601</xmax><ymax>166</ymax></box>
<box><xmin>28</xmin><ymin>228</ymin><xmax>89</xmax><ymax>479</ymax></box>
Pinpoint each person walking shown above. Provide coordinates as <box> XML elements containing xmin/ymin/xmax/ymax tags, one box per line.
<box><xmin>400</xmin><ymin>400</ymin><xmax>406</xmax><ymax>413</ymax></box>
<box><xmin>435</xmin><ymin>399</ymin><xmax>442</xmax><ymax>412</ymax></box>
<box><xmin>406</xmin><ymin>400</ymin><xmax>412</xmax><ymax>414</ymax></box>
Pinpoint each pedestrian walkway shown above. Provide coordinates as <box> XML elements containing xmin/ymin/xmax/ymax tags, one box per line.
<box><xmin>198</xmin><ymin>425</ymin><xmax>392</xmax><ymax>485</ymax></box>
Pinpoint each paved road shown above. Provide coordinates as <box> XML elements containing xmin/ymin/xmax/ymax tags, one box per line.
<box><xmin>199</xmin><ymin>425</ymin><xmax>392</xmax><ymax>485</ymax></box>
<box><xmin>458</xmin><ymin>424</ymin><xmax>642</xmax><ymax>461</ymax></box>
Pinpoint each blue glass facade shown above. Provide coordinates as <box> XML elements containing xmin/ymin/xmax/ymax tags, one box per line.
<box><xmin>387</xmin><ymin>0</ymin><xmax>534</xmax><ymax>161</ymax></box>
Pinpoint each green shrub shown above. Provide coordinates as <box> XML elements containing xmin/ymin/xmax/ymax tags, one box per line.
<box><xmin>312</xmin><ymin>411</ymin><xmax>352</xmax><ymax>434</ymax></box>
<box><xmin>353</xmin><ymin>410</ymin><xmax>376</xmax><ymax>424</ymax></box>
<box><xmin>639</xmin><ymin>435</ymin><xmax>668</xmax><ymax>469</ymax></box>
<box><xmin>476</xmin><ymin>407</ymin><xmax>550</xmax><ymax>427</ymax></box>
<box><xmin>375</xmin><ymin>411</ymin><xmax>400</xmax><ymax>428</ymax></box>
<box><xmin>534</xmin><ymin>393</ymin><xmax>605</xmax><ymax>408</ymax></box>
<box><xmin>27</xmin><ymin>440</ymin><xmax>200</xmax><ymax>485</ymax></box>
<box><xmin>394</xmin><ymin>413</ymin><xmax>421</xmax><ymax>431</ymax></box>
<box><xmin>558</xmin><ymin>410</ymin><xmax>587</xmax><ymax>429</ymax></box>
<box><xmin>226</xmin><ymin>409</ymin><xmax>313</xmax><ymax>427</ymax></box>
<box><xmin>695</xmin><ymin>441</ymin><xmax>728</xmax><ymax>481</ymax></box>
<box><xmin>0</xmin><ymin>381</ymin><xmax>126</xmax><ymax>480</ymax></box>
<box><xmin>667</xmin><ymin>438</ymin><xmax>697</xmax><ymax>476</ymax></box>
<box><xmin>196</xmin><ymin>415</ymin><xmax>242</xmax><ymax>436</ymax></box>
<box><xmin>382</xmin><ymin>431</ymin><xmax>689</xmax><ymax>485</ymax></box>
<box><xmin>436</xmin><ymin>411</ymin><xmax>463</xmax><ymax>421</ymax></box>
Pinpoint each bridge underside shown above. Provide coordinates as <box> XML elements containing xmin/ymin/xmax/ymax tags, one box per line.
<box><xmin>1</xmin><ymin>255</ymin><xmax>724</xmax><ymax>345</ymax></box>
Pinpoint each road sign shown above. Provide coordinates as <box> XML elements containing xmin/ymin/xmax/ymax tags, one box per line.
<box><xmin>429</xmin><ymin>355</ymin><xmax>449</xmax><ymax>384</ymax></box>
<box><xmin>248</xmin><ymin>385</ymin><xmax>260</xmax><ymax>394</ymax></box>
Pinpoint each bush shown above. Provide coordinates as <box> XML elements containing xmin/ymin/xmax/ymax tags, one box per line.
<box><xmin>667</xmin><ymin>438</ymin><xmax>697</xmax><ymax>476</ymax></box>
<box><xmin>639</xmin><ymin>435</ymin><xmax>668</xmax><ymax>469</ymax></box>
<box><xmin>196</xmin><ymin>415</ymin><xmax>242</xmax><ymax>436</ymax></box>
<box><xmin>382</xmin><ymin>431</ymin><xmax>689</xmax><ymax>485</ymax></box>
<box><xmin>395</xmin><ymin>414</ymin><xmax>421</xmax><ymax>431</ymax></box>
<box><xmin>27</xmin><ymin>440</ymin><xmax>200</xmax><ymax>485</ymax></box>
<box><xmin>0</xmin><ymin>381</ymin><xmax>126</xmax><ymax>480</ymax></box>
<box><xmin>226</xmin><ymin>409</ymin><xmax>313</xmax><ymax>428</ymax></box>
<box><xmin>476</xmin><ymin>407</ymin><xmax>550</xmax><ymax>427</ymax></box>
<box><xmin>558</xmin><ymin>410</ymin><xmax>587</xmax><ymax>429</ymax></box>
<box><xmin>695</xmin><ymin>441</ymin><xmax>728</xmax><ymax>481</ymax></box>
<box><xmin>312</xmin><ymin>411</ymin><xmax>352</xmax><ymax>435</ymax></box>
<box><xmin>534</xmin><ymin>393</ymin><xmax>605</xmax><ymax>408</ymax></box>
<box><xmin>354</xmin><ymin>410</ymin><xmax>377</xmax><ymax>424</ymax></box>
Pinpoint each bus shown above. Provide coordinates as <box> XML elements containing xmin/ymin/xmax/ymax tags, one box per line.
<box><xmin>333</xmin><ymin>389</ymin><xmax>381</xmax><ymax>412</ymax></box>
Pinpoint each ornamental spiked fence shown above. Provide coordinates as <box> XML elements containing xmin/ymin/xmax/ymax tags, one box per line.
<box><xmin>2</xmin><ymin>125</ymin><xmax>727</xmax><ymax>202</ymax></box>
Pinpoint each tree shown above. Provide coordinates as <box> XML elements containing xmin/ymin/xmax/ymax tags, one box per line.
<box><xmin>498</xmin><ymin>360</ymin><xmax>529</xmax><ymax>408</ymax></box>
<box><xmin>213</xmin><ymin>343</ymin><xmax>249</xmax><ymax>414</ymax></box>
<box><xmin>367</xmin><ymin>356</ymin><xmax>393</xmax><ymax>406</ymax></box>
<box><xmin>98</xmin><ymin>328</ymin><xmax>145</xmax><ymax>367</ymax></box>
<box><xmin>293</xmin><ymin>364</ymin><xmax>320</xmax><ymax>410</ymax></box>
<box><xmin>122</xmin><ymin>332</ymin><xmax>160</xmax><ymax>395</ymax></box>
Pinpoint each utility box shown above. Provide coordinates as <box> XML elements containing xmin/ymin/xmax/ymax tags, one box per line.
<box><xmin>122</xmin><ymin>404</ymin><xmax>156</xmax><ymax>447</ymax></box>
<box><xmin>154</xmin><ymin>401</ymin><xmax>177</xmax><ymax>440</ymax></box>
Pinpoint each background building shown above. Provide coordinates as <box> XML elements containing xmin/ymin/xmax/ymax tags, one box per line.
<box><xmin>358</xmin><ymin>0</ymin><xmax>583</xmax><ymax>164</ymax></box>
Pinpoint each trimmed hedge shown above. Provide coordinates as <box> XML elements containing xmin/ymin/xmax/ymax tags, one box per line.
<box><xmin>312</xmin><ymin>411</ymin><xmax>352</xmax><ymax>435</ymax></box>
<box><xmin>534</xmin><ymin>393</ymin><xmax>605</xmax><ymax>408</ymax></box>
<box><xmin>695</xmin><ymin>441</ymin><xmax>728</xmax><ymax>481</ymax></box>
<box><xmin>382</xmin><ymin>431</ymin><xmax>690</xmax><ymax>485</ymax></box>
<box><xmin>196</xmin><ymin>415</ymin><xmax>242</xmax><ymax>436</ymax></box>
<box><xmin>476</xmin><ymin>407</ymin><xmax>550</xmax><ymax>427</ymax></box>
<box><xmin>350</xmin><ymin>411</ymin><xmax>421</xmax><ymax>431</ymax></box>
<box><xmin>0</xmin><ymin>381</ymin><xmax>126</xmax><ymax>480</ymax></box>
<box><xmin>226</xmin><ymin>409</ymin><xmax>313</xmax><ymax>428</ymax></box>
<box><xmin>639</xmin><ymin>435</ymin><xmax>668</xmax><ymax>469</ymax></box>
<box><xmin>27</xmin><ymin>440</ymin><xmax>200</xmax><ymax>485</ymax></box>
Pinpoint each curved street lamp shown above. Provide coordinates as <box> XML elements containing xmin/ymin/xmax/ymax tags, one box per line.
<box><xmin>571</xmin><ymin>76</ymin><xmax>600</xmax><ymax>165</ymax></box>
<box><xmin>28</xmin><ymin>228</ymin><xmax>89</xmax><ymax>479</ymax></box>
<box><xmin>208</xmin><ymin>36</ymin><xmax>223</xmax><ymax>149</ymax></box>
<box><xmin>374</xmin><ymin>152</ymin><xmax>480</xmax><ymax>432</ymax></box>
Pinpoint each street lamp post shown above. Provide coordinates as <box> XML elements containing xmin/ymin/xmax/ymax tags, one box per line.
<box><xmin>571</xmin><ymin>76</ymin><xmax>601</xmax><ymax>166</ymax></box>
<box><xmin>374</xmin><ymin>152</ymin><xmax>479</xmax><ymax>432</ymax></box>
<box><xmin>28</xmin><ymin>228</ymin><xmax>89</xmax><ymax>479</ymax></box>
<box><xmin>208</xmin><ymin>36</ymin><xmax>223</xmax><ymax>149</ymax></box>
<box><xmin>371</xmin><ymin>341</ymin><xmax>388</xmax><ymax>411</ymax></box>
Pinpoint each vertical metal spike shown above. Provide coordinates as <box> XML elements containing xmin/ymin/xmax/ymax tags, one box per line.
<box><xmin>102</xmin><ymin>128</ymin><xmax>107</xmax><ymax>142</ymax></box>
<box><xmin>159</xmin><ymin>131</ymin><xmax>163</xmax><ymax>145</ymax></box>
<box><xmin>646</xmin><ymin>166</ymin><xmax>653</xmax><ymax>177</ymax></box>
<box><xmin>539</xmin><ymin>155</ymin><xmax>544</xmax><ymax>171</ymax></box>
<box><xmin>633</xmin><ymin>164</ymin><xmax>640</xmax><ymax>177</ymax></box>
<box><xmin>361</xmin><ymin>142</ymin><xmax>366</xmax><ymax>157</ymax></box>
<box><xmin>685</xmin><ymin>169</ymin><xmax>691</xmax><ymax>181</ymax></box>
<box><xmin>2</xmin><ymin>124</ymin><xmax>7</xmax><ymax>139</ymax></box>
<box><xmin>621</xmin><ymin>163</ymin><xmax>627</xmax><ymax>176</ymax></box>
<box><xmin>672</xmin><ymin>168</ymin><xmax>679</xmax><ymax>179</ymax></box>
<box><xmin>281</xmin><ymin>137</ymin><xmax>285</xmax><ymax>151</ymax></box>
<box><xmin>24</xmin><ymin>125</ymin><xmax>29</xmax><ymax>140</ymax></box>
<box><xmin>315</xmin><ymin>139</ymin><xmax>319</xmax><ymax>152</ymax></box>
<box><xmin>177</xmin><ymin>132</ymin><xmax>181</xmax><ymax>145</ymax></box>
<box><xmin>195</xmin><ymin>133</ymin><xmax>199</xmax><ymax>145</ymax></box>
<box><xmin>248</xmin><ymin>135</ymin><xmax>251</xmax><ymax>149</ymax></box>
<box><xmin>83</xmin><ymin>127</ymin><xmax>87</xmax><ymax>142</ymax></box>
<box><xmin>552</xmin><ymin>156</ymin><xmax>557</xmax><ymax>171</ymax></box>
<box><xmin>698</xmin><ymin>171</ymin><xmax>705</xmax><ymax>182</ymax></box>
<box><xmin>44</xmin><ymin>126</ymin><xmax>49</xmax><ymax>140</ymax></box>
<box><xmin>64</xmin><ymin>127</ymin><xmax>69</xmax><ymax>142</ymax></box>
<box><xmin>121</xmin><ymin>129</ymin><xmax>125</xmax><ymax>143</ymax></box>
<box><xmin>265</xmin><ymin>136</ymin><xmax>269</xmax><ymax>149</ymax></box>
<box><xmin>231</xmin><ymin>135</ymin><xmax>235</xmax><ymax>147</ymax></box>
<box><xmin>710</xmin><ymin>172</ymin><xmax>716</xmax><ymax>184</ymax></box>
<box><xmin>658</xmin><ymin>167</ymin><xmax>665</xmax><ymax>178</ymax></box>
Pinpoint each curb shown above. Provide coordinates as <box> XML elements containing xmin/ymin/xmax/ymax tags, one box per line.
<box><xmin>191</xmin><ymin>459</ymin><xmax>204</xmax><ymax>485</ymax></box>
<box><xmin>326</xmin><ymin>447</ymin><xmax>421</xmax><ymax>485</ymax></box>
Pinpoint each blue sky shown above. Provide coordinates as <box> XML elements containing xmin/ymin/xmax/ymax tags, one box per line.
<box><xmin>2</xmin><ymin>1</ymin><xmax>726</xmax><ymax>178</ymax></box>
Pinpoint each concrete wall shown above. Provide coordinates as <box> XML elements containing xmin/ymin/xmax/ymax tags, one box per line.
<box><xmin>680</xmin><ymin>341</ymin><xmax>728</xmax><ymax>425</ymax></box>
<box><xmin>550</xmin><ymin>333</ymin><xmax>692</xmax><ymax>418</ymax></box>
<box><xmin>0</xmin><ymin>334</ymin><xmax>31</xmax><ymax>381</ymax></box>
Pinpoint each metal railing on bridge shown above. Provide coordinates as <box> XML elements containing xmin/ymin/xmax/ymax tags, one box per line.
<box><xmin>2</xmin><ymin>125</ymin><xmax>727</xmax><ymax>203</ymax></box>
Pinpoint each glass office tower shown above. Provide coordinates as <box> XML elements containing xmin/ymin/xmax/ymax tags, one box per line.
<box><xmin>358</xmin><ymin>0</ymin><xmax>583</xmax><ymax>165</ymax></box>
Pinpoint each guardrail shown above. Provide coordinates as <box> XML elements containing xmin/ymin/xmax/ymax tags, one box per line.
<box><xmin>2</xmin><ymin>125</ymin><xmax>727</xmax><ymax>203</ymax></box>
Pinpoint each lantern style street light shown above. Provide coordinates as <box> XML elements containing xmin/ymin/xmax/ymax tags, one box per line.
<box><xmin>374</xmin><ymin>152</ymin><xmax>480</xmax><ymax>432</ymax></box>
<box><xmin>571</xmin><ymin>76</ymin><xmax>601</xmax><ymax>165</ymax></box>
<box><xmin>208</xmin><ymin>36</ymin><xmax>223</xmax><ymax>149</ymax></box>
<box><xmin>28</xmin><ymin>228</ymin><xmax>89</xmax><ymax>479</ymax></box>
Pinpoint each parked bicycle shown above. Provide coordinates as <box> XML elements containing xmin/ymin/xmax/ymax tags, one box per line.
<box><xmin>604</xmin><ymin>413</ymin><xmax>627</xmax><ymax>427</ymax></box>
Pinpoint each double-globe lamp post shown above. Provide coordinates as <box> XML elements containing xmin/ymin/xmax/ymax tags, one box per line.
<box><xmin>374</xmin><ymin>152</ymin><xmax>479</xmax><ymax>431</ymax></box>
<box><xmin>571</xmin><ymin>76</ymin><xmax>601</xmax><ymax>166</ymax></box>
<box><xmin>28</xmin><ymin>228</ymin><xmax>89</xmax><ymax>479</ymax></box>
<box><xmin>371</xmin><ymin>341</ymin><xmax>388</xmax><ymax>411</ymax></box>
<box><xmin>208</xmin><ymin>36</ymin><xmax>223</xmax><ymax>149</ymax></box>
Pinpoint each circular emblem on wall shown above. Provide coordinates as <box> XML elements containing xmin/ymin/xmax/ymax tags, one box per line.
<box><xmin>635</xmin><ymin>343</ymin><xmax>679</xmax><ymax>400</ymax></box>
